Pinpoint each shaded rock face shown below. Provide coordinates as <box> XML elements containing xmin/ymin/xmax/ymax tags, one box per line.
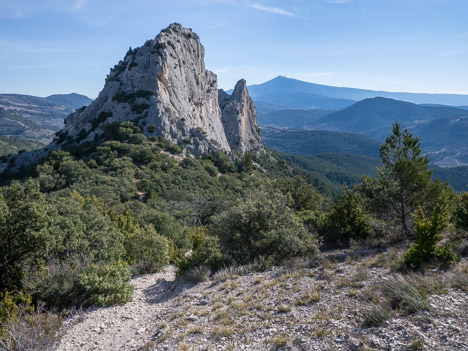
<box><xmin>58</xmin><ymin>23</ymin><xmax>262</xmax><ymax>157</ymax></box>
<box><xmin>219</xmin><ymin>80</ymin><xmax>263</xmax><ymax>155</ymax></box>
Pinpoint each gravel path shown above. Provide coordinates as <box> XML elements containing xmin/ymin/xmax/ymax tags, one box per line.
<box><xmin>54</xmin><ymin>254</ymin><xmax>468</xmax><ymax>351</ymax></box>
<box><xmin>55</xmin><ymin>266</ymin><xmax>179</xmax><ymax>351</ymax></box>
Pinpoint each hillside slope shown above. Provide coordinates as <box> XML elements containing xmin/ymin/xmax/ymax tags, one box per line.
<box><xmin>262</xmin><ymin>128</ymin><xmax>381</xmax><ymax>158</ymax></box>
<box><xmin>315</xmin><ymin>97</ymin><xmax>468</xmax><ymax>138</ymax></box>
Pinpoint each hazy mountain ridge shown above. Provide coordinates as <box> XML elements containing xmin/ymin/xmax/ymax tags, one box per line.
<box><xmin>45</xmin><ymin>93</ymin><xmax>93</xmax><ymax>110</ymax></box>
<box><xmin>257</xmin><ymin>109</ymin><xmax>334</xmax><ymax>129</ymax></box>
<box><xmin>251</xmin><ymin>81</ymin><xmax>468</xmax><ymax>169</ymax></box>
<box><xmin>0</xmin><ymin>93</ymin><xmax>92</xmax><ymax>144</ymax></box>
<box><xmin>249</xmin><ymin>76</ymin><xmax>468</xmax><ymax>106</ymax></box>
<box><xmin>315</xmin><ymin>97</ymin><xmax>468</xmax><ymax>138</ymax></box>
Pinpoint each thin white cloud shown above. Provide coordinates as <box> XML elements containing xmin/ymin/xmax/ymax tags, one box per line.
<box><xmin>249</xmin><ymin>3</ymin><xmax>298</xmax><ymax>17</ymax></box>
<box><xmin>206</xmin><ymin>21</ymin><xmax>234</xmax><ymax>30</ymax></box>
<box><xmin>214</xmin><ymin>66</ymin><xmax>233</xmax><ymax>74</ymax></box>
<box><xmin>326</xmin><ymin>0</ymin><xmax>352</xmax><ymax>4</ymax></box>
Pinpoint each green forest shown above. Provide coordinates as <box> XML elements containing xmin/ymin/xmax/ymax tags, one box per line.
<box><xmin>1</xmin><ymin>121</ymin><xmax>467</xmax><ymax>348</ymax></box>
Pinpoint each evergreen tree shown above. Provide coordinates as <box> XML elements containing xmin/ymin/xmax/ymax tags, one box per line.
<box><xmin>375</xmin><ymin>122</ymin><xmax>432</xmax><ymax>237</ymax></box>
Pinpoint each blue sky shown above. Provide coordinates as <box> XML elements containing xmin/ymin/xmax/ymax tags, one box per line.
<box><xmin>0</xmin><ymin>0</ymin><xmax>467</xmax><ymax>98</ymax></box>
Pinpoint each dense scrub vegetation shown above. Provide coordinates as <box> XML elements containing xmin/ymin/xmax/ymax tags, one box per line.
<box><xmin>0</xmin><ymin>136</ymin><xmax>44</xmax><ymax>157</ymax></box>
<box><xmin>0</xmin><ymin>120</ymin><xmax>467</xmax><ymax>348</ymax></box>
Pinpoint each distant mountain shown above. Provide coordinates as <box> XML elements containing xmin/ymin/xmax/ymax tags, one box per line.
<box><xmin>420</xmin><ymin>104</ymin><xmax>468</xmax><ymax>111</ymax></box>
<box><xmin>315</xmin><ymin>97</ymin><xmax>468</xmax><ymax>138</ymax></box>
<box><xmin>412</xmin><ymin>116</ymin><xmax>468</xmax><ymax>167</ymax></box>
<box><xmin>248</xmin><ymin>76</ymin><xmax>468</xmax><ymax>106</ymax></box>
<box><xmin>45</xmin><ymin>93</ymin><xmax>93</xmax><ymax>110</ymax></box>
<box><xmin>258</xmin><ymin>109</ymin><xmax>334</xmax><ymax>128</ymax></box>
<box><xmin>262</xmin><ymin>128</ymin><xmax>381</xmax><ymax>158</ymax></box>
<box><xmin>0</xmin><ymin>93</ymin><xmax>92</xmax><ymax>143</ymax></box>
<box><xmin>252</xmin><ymin>91</ymin><xmax>355</xmax><ymax>110</ymax></box>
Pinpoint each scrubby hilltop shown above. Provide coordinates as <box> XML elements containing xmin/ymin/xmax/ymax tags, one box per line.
<box><xmin>1</xmin><ymin>23</ymin><xmax>263</xmax><ymax>172</ymax></box>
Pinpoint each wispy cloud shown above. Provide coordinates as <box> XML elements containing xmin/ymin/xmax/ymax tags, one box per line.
<box><xmin>214</xmin><ymin>66</ymin><xmax>233</xmax><ymax>74</ymax></box>
<box><xmin>0</xmin><ymin>38</ymin><xmax>85</xmax><ymax>56</ymax></box>
<box><xmin>326</xmin><ymin>0</ymin><xmax>352</xmax><ymax>4</ymax></box>
<box><xmin>249</xmin><ymin>3</ymin><xmax>298</xmax><ymax>17</ymax></box>
<box><xmin>206</xmin><ymin>21</ymin><xmax>234</xmax><ymax>30</ymax></box>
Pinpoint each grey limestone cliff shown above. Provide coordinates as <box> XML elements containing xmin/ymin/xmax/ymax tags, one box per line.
<box><xmin>1</xmin><ymin>23</ymin><xmax>263</xmax><ymax>172</ymax></box>
<box><xmin>219</xmin><ymin>79</ymin><xmax>263</xmax><ymax>155</ymax></box>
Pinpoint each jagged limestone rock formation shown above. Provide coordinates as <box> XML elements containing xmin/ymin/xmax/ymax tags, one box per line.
<box><xmin>1</xmin><ymin>23</ymin><xmax>263</xmax><ymax>172</ymax></box>
<box><xmin>219</xmin><ymin>79</ymin><xmax>263</xmax><ymax>155</ymax></box>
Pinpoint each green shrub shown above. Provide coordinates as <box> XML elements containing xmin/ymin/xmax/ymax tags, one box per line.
<box><xmin>324</xmin><ymin>187</ymin><xmax>371</xmax><ymax>247</ymax></box>
<box><xmin>211</xmin><ymin>188</ymin><xmax>319</xmax><ymax>265</ymax></box>
<box><xmin>23</xmin><ymin>260</ymin><xmax>86</xmax><ymax>308</ymax></box>
<box><xmin>404</xmin><ymin>202</ymin><xmax>459</xmax><ymax>269</ymax></box>
<box><xmin>185</xmin><ymin>266</ymin><xmax>211</xmax><ymax>283</ymax></box>
<box><xmin>0</xmin><ymin>291</ymin><xmax>33</xmax><ymax>331</ymax></box>
<box><xmin>0</xmin><ymin>304</ymin><xmax>62</xmax><ymax>351</ymax></box>
<box><xmin>176</xmin><ymin>228</ymin><xmax>223</xmax><ymax>275</ymax></box>
<box><xmin>146</xmin><ymin>124</ymin><xmax>157</xmax><ymax>133</ymax></box>
<box><xmin>206</xmin><ymin>151</ymin><xmax>236</xmax><ymax>173</ymax></box>
<box><xmin>455</xmin><ymin>192</ymin><xmax>468</xmax><ymax>231</ymax></box>
<box><xmin>158</xmin><ymin>138</ymin><xmax>183</xmax><ymax>154</ymax></box>
<box><xmin>0</xmin><ymin>181</ymin><xmax>50</xmax><ymax>292</ymax></box>
<box><xmin>76</xmin><ymin>262</ymin><xmax>134</xmax><ymax>307</ymax></box>
<box><xmin>130</xmin><ymin>102</ymin><xmax>150</xmax><ymax>114</ymax></box>
<box><xmin>124</xmin><ymin>225</ymin><xmax>170</xmax><ymax>274</ymax></box>
<box><xmin>275</xmin><ymin>176</ymin><xmax>322</xmax><ymax>212</ymax></box>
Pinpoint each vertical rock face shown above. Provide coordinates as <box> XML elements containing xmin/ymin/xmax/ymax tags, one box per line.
<box><xmin>1</xmin><ymin>23</ymin><xmax>264</xmax><ymax>172</ymax></box>
<box><xmin>58</xmin><ymin>23</ymin><xmax>263</xmax><ymax>156</ymax></box>
<box><xmin>219</xmin><ymin>80</ymin><xmax>263</xmax><ymax>155</ymax></box>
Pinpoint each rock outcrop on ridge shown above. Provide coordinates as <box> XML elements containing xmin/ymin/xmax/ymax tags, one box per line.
<box><xmin>1</xmin><ymin>23</ymin><xmax>264</xmax><ymax>172</ymax></box>
<box><xmin>219</xmin><ymin>79</ymin><xmax>263</xmax><ymax>155</ymax></box>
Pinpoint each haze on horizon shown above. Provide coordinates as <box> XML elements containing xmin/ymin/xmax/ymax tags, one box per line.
<box><xmin>0</xmin><ymin>0</ymin><xmax>467</xmax><ymax>98</ymax></box>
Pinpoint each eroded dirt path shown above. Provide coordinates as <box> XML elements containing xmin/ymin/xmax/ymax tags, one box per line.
<box><xmin>56</xmin><ymin>266</ymin><xmax>179</xmax><ymax>351</ymax></box>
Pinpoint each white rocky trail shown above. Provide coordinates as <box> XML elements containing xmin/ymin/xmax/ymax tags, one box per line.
<box><xmin>56</xmin><ymin>266</ymin><xmax>178</xmax><ymax>351</ymax></box>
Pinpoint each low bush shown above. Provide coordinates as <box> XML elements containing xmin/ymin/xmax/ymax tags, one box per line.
<box><xmin>211</xmin><ymin>188</ymin><xmax>319</xmax><ymax>265</ymax></box>
<box><xmin>323</xmin><ymin>187</ymin><xmax>371</xmax><ymax>247</ymax></box>
<box><xmin>185</xmin><ymin>266</ymin><xmax>211</xmax><ymax>283</ymax></box>
<box><xmin>404</xmin><ymin>202</ymin><xmax>459</xmax><ymax>269</ymax></box>
<box><xmin>0</xmin><ymin>304</ymin><xmax>62</xmax><ymax>351</ymax></box>
<box><xmin>124</xmin><ymin>225</ymin><xmax>170</xmax><ymax>274</ymax></box>
<box><xmin>76</xmin><ymin>262</ymin><xmax>134</xmax><ymax>307</ymax></box>
<box><xmin>454</xmin><ymin>192</ymin><xmax>468</xmax><ymax>231</ymax></box>
<box><xmin>176</xmin><ymin>228</ymin><xmax>223</xmax><ymax>275</ymax></box>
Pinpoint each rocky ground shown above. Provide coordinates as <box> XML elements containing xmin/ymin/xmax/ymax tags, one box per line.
<box><xmin>55</xmin><ymin>249</ymin><xmax>468</xmax><ymax>351</ymax></box>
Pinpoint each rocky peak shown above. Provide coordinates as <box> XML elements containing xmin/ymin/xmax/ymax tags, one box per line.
<box><xmin>58</xmin><ymin>22</ymin><xmax>264</xmax><ymax>156</ymax></box>
<box><xmin>1</xmin><ymin>23</ymin><xmax>264</xmax><ymax>172</ymax></box>
<box><xmin>219</xmin><ymin>79</ymin><xmax>263</xmax><ymax>155</ymax></box>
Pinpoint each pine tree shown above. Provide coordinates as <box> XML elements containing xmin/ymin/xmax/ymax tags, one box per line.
<box><xmin>376</xmin><ymin>122</ymin><xmax>432</xmax><ymax>237</ymax></box>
